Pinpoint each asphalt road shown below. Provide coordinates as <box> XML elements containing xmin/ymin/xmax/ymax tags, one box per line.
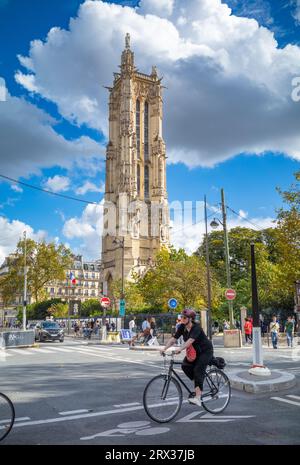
<box><xmin>1</xmin><ymin>338</ymin><xmax>299</xmax><ymax>445</ymax></box>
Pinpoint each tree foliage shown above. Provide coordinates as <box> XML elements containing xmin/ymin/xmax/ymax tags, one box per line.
<box><xmin>0</xmin><ymin>239</ymin><xmax>73</xmax><ymax>304</ymax></box>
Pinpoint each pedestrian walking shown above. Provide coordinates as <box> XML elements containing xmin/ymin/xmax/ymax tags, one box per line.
<box><xmin>285</xmin><ymin>316</ymin><xmax>294</xmax><ymax>348</ymax></box>
<box><xmin>176</xmin><ymin>316</ymin><xmax>184</xmax><ymax>345</ymax></box>
<box><xmin>74</xmin><ymin>321</ymin><xmax>80</xmax><ymax>338</ymax></box>
<box><xmin>111</xmin><ymin>321</ymin><xmax>116</xmax><ymax>332</ymax></box>
<box><xmin>270</xmin><ymin>315</ymin><xmax>279</xmax><ymax>349</ymax></box>
<box><xmin>244</xmin><ymin>318</ymin><xmax>252</xmax><ymax>344</ymax></box>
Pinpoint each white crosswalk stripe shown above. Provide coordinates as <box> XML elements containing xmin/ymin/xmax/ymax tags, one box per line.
<box><xmin>7</xmin><ymin>349</ymin><xmax>34</xmax><ymax>355</ymax></box>
<box><xmin>271</xmin><ymin>396</ymin><xmax>300</xmax><ymax>407</ymax></box>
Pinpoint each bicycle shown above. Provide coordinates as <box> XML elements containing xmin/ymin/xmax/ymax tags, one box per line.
<box><xmin>143</xmin><ymin>351</ymin><xmax>231</xmax><ymax>423</ymax></box>
<box><xmin>0</xmin><ymin>392</ymin><xmax>15</xmax><ymax>441</ymax></box>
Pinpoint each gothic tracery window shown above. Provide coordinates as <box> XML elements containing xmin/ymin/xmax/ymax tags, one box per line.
<box><xmin>137</xmin><ymin>164</ymin><xmax>140</xmax><ymax>195</ymax></box>
<box><xmin>144</xmin><ymin>165</ymin><xmax>149</xmax><ymax>199</ymax></box>
<box><xmin>136</xmin><ymin>99</ymin><xmax>140</xmax><ymax>157</ymax></box>
<box><xmin>144</xmin><ymin>101</ymin><xmax>149</xmax><ymax>160</ymax></box>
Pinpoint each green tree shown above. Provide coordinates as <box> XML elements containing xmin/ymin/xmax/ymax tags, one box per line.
<box><xmin>17</xmin><ymin>298</ymin><xmax>63</xmax><ymax>321</ymax></box>
<box><xmin>0</xmin><ymin>239</ymin><xmax>73</xmax><ymax>304</ymax></box>
<box><xmin>81</xmin><ymin>299</ymin><xmax>102</xmax><ymax>317</ymax></box>
<box><xmin>137</xmin><ymin>247</ymin><xmax>221</xmax><ymax>314</ymax></box>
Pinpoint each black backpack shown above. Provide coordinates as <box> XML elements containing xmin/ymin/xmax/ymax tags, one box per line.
<box><xmin>210</xmin><ymin>356</ymin><xmax>226</xmax><ymax>370</ymax></box>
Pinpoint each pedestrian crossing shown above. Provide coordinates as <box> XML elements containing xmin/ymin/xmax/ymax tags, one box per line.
<box><xmin>271</xmin><ymin>394</ymin><xmax>300</xmax><ymax>407</ymax></box>
<box><xmin>0</xmin><ymin>345</ymin><xmax>160</xmax><ymax>366</ymax></box>
<box><xmin>0</xmin><ymin>345</ymin><xmax>120</xmax><ymax>358</ymax></box>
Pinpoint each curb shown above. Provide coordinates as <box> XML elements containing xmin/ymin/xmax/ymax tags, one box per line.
<box><xmin>227</xmin><ymin>369</ymin><xmax>297</xmax><ymax>393</ymax></box>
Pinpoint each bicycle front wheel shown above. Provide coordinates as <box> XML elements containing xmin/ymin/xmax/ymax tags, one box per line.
<box><xmin>201</xmin><ymin>368</ymin><xmax>231</xmax><ymax>414</ymax></box>
<box><xmin>143</xmin><ymin>374</ymin><xmax>182</xmax><ymax>423</ymax></box>
<box><xmin>0</xmin><ymin>393</ymin><xmax>15</xmax><ymax>441</ymax></box>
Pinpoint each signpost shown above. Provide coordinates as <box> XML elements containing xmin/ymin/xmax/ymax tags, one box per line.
<box><xmin>100</xmin><ymin>296</ymin><xmax>111</xmax><ymax>308</ymax></box>
<box><xmin>225</xmin><ymin>289</ymin><xmax>236</xmax><ymax>301</ymax></box>
<box><xmin>168</xmin><ymin>298</ymin><xmax>178</xmax><ymax>310</ymax></box>
<box><xmin>119</xmin><ymin>299</ymin><xmax>126</xmax><ymax>317</ymax></box>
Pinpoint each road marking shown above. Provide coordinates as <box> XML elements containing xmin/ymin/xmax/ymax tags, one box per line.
<box><xmin>45</xmin><ymin>347</ymin><xmax>74</xmax><ymax>353</ymax></box>
<box><xmin>114</xmin><ymin>402</ymin><xmax>141</xmax><ymax>408</ymax></box>
<box><xmin>271</xmin><ymin>397</ymin><xmax>300</xmax><ymax>407</ymax></box>
<box><xmin>287</xmin><ymin>395</ymin><xmax>300</xmax><ymax>400</ymax></box>
<box><xmin>71</xmin><ymin>349</ymin><xmax>161</xmax><ymax>368</ymax></box>
<box><xmin>81</xmin><ymin>421</ymin><xmax>170</xmax><ymax>440</ymax></box>
<box><xmin>7</xmin><ymin>349</ymin><xmax>34</xmax><ymax>355</ymax></box>
<box><xmin>0</xmin><ymin>416</ymin><xmax>30</xmax><ymax>424</ymax></box>
<box><xmin>177</xmin><ymin>412</ymin><xmax>255</xmax><ymax>423</ymax></box>
<box><xmin>59</xmin><ymin>409</ymin><xmax>91</xmax><ymax>416</ymax></box>
<box><xmin>6</xmin><ymin>404</ymin><xmax>146</xmax><ymax>429</ymax></box>
<box><xmin>0</xmin><ymin>351</ymin><xmax>12</xmax><ymax>357</ymax></box>
<box><xmin>33</xmin><ymin>348</ymin><xmax>54</xmax><ymax>353</ymax></box>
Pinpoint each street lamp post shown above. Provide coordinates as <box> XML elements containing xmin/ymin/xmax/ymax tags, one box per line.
<box><xmin>23</xmin><ymin>231</ymin><xmax>28</xmax><ymax>331</ymax></box>
<box><xmin>210</xmin><ymin>188</ymin><xmax>234</xmax><ymax>329</ymax></box>
<box><xmin>204</xmin><ymin>195</ymin><xmax>212</xmax><ymax>340</ymax></box>
<box><xmin>113</xmin><ymin>237</ymin><xmax>125</xmax><ymax>312</ymax></box>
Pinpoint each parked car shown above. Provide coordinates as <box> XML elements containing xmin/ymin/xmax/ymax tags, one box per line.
<box><xmin>35</xmin><ymin>321</ymin><xmax>64</xmax><ymax>342</ymax></box>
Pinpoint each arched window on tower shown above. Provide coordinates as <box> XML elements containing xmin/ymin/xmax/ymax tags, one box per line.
<box><xmin>144</xmin><ymin>101</ymin><xmax>149</xmax><ymax>160</ymax></box>
<box><xmin>144</xmin><ymin>165</ymin><xmax>149</xmax><ymax>199</ymax></box>
<box><xmin>137</xmin><ymin>164</ymin><xmax>140</xmax><ymax>196</ymax></box>
<box><xmin>136</xmin><ymin>99</ymin><xmax>140</xmax><ymax>158</ymax></box>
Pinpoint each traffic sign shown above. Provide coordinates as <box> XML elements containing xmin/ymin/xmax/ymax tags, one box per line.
<box><xmin>100</xmin><ymin>296</ymin><xmax>111</xmax><ymax>308</ymax></box>
<box><xmin>119</xmin><ymin>299</ymin><xmax>126</xmax><ymax>316</ymax></box>
<box><xmin>225</xmin><ymin>289</ymin><xmax>236</xmax><ymax>301</ymax></box>
<box><xmin>168</xmin><ymin>298</ymin><xmax>178</xmax><ymax>309</ymax></box>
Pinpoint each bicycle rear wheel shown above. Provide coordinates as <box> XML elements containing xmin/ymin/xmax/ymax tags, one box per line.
<box><xmin>143</xmin><ymin>374</ymin><xmax>182</xmax><ymax>423</ymax></box>
<box><xmin>0</xmin><ymin>393</ymin><xmax>15</xmax><ymax>441</ymax></box>
<box><xmin>201</xmin><ymin>368</ymin><xmax>231</xmax><ymax>414</ymax></box>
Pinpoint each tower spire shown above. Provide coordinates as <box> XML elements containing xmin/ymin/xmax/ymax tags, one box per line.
<box><xmin>125</xmin><ymin>32</ymin><xmax>130</xmax><ymax>50</ymax></box>
<box><xmin>121</xmin><ymin>32</ymin><xmax>134</xmax><ymax>75</ymax></box>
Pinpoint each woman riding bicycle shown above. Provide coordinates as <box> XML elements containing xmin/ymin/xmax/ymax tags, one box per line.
<box><xmin>161</xmin><ymin>308</ymin><xmax>214</xmax><ymax>407</ymax></box>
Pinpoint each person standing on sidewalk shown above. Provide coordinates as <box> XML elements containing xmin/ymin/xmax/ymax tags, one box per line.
<box><xmin>244</xmin><ymin>318</ymin><xmax>252</xmax><ymax>344</ymax></box>
<box><xmin>270</xmin><ymin>315</ymin><xmax>280</xmax><ymax>349</ymax></box>
<box><xmin>285</xmin><ymin>316</ymin><xmax>294</xmax><ymax>348</ymax></box>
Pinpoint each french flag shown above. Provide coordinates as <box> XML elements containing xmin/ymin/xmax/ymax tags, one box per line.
<box><xmin>70</xmin><ymin>272</ymin><xmax>77</xmax><ymax>285</ymax></box>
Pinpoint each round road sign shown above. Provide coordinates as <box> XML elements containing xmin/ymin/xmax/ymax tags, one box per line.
<box><xmin>168</xmin><ymin>298</ymin><xmax>178</xmax><ymax>309</ymax></box>
<box><xmin>101</xmin><ymin>296</ymin><xmax>111</xmax><ymax>307</ymax></box>
<box><xmin>225</xmin><ymin>289</ymin><xmax>236</xmax><ymax>301</ymax></box>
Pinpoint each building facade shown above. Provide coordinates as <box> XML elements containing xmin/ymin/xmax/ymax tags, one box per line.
<box><xmin>101</xmin><ymin>34</ymin><xmax>170</xmax><ymax>296</ymax></box>
<box><xmin>46</xmin><ymin>256</ymin><xmax>102</xmax><ymax>303</ymax></box>
<box><xmin>0</xmin><ymin>254</ymin><xmax>101</xmax><ymax>325</ymax></box>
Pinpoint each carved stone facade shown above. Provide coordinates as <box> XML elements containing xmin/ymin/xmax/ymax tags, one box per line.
<box><xmin>101</xmin><ymin>34</ymin><xmax>169</xmax><ymax>296</ymax></box>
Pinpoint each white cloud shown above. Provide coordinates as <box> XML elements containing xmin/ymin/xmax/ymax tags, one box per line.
<box><xmin>139</xmin><ymin>0</ymin><xmax>174</xmax><ymax>17</ymax></box>
<box><xmin>0</xmin><ymin>217</ymin><xmax>48</xmax><ymax>265</ymax></box>
<box><xmin>238</xmin><ymin>209</ymin><xmax>248</xmax><ymax>218</ymax></box>
<box><xmin>294</xmin><ymin>0</ymin><xmax>300</xmax><ymax>23</ymax></box>
<box><xmin>0</xmin><ymin>78</ymin><xmax>103</xmax><ymax>179</ymax></box>
<box><xmin>170</xmin><ymin>213</ymin><xmax>275</xmax><ymax>254</ymax></box>
<box><xmin>10</xmin><ymin>184</ymin><xmax>23</xmax><ymax>193</ymax></box>
<box><xmin>75</xmin><ymin>180</ymin><xmax>105</xmax><ymax>195</ymax></box>
<box><xmin>0</xmin><ymin>77</ymin><xmax>7</xmax><ymax>101</ymax></box>
<box><xmin>62</xmin><ymin>202</ymin><xmax>103</xmax><ymax>259</ymax></box>
<box><xmin>44</xmin><ymin>175</ymin><xmax>70</xmax><ymax>192</ymax></box>
<box><xmin>14</xmin><ymin>0</ymin><xmax>300</xmax><ymax>169</ymax></box>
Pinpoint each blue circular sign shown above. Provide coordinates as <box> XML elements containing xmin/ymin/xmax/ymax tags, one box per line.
<box><xmin>168</xmin><ymin>298</ymin><xmax>178</xmax><ymax>309</ymax></box>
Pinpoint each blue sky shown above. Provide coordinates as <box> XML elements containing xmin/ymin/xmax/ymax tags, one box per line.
<box><xmin>0</xmin><ymin>0</ymin><xmax>300</xmax><ymax>262</ymax></box>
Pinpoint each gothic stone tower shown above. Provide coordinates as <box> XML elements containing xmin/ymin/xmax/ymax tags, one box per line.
<box><xmin>101</xmin><ymin>34</ymin><xmax>169</xmax><ymax>296</ymax></box>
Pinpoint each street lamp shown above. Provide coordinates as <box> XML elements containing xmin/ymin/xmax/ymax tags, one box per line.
<box><xmin>113</xmin><ymin>237</ymin><xmax>125</xmax><ymax>313</ymax></box>
<box><xmin>204</xmin><ymin>195</ymin><xmax>212</xmax><ymax>340</ymax></box>
<box><xmin>210</xmin><ymin>188</ymin><xmax>234</xmax><ymax>329</ymax></box>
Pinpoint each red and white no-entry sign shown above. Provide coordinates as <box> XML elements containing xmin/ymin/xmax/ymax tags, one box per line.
<box><xmin>100</xmin><ymin>296</ymin><xmax>111</xmax><ymax>307</ymax></box>
<box><xmin>225</xmin><ymin>289</ymin><xmax>236</xmax><ymax>300</ymax></box>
